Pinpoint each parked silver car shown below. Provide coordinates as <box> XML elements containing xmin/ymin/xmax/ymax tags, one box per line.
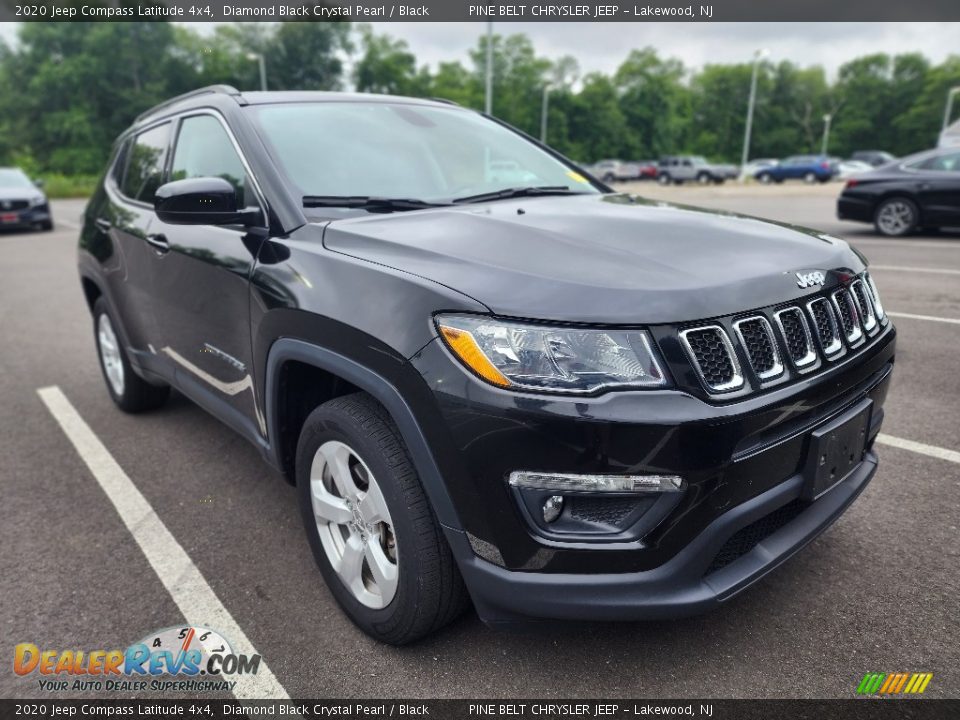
<box><xmin>588</xmin><ymin>159</ymin><xmax>642</xmax><ymax>182</ymax></box>
<box><xmin>657</xmin><ymin>156</ymin><xmax>739</xmax><ymax>185</ymax></box>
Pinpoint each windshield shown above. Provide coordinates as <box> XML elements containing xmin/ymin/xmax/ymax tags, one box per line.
<box><xmin>0</xmin><ymin>168</ymin><xmax>34</xmax><ymax>190</ymax></box>
<box><xmin>249</xmin><ymin>102</ymin><xmax>599</xmax><ymax>204</ymax></box>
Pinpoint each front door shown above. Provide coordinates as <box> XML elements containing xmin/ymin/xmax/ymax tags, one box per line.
<box><xmin>148</xmin><ymin>113</ymin><xmax>268</xmax><ymax>439</ymax></box>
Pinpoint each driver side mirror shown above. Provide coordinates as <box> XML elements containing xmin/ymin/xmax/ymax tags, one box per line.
<box><xmin>155</xmin><ymin>177</ymin><xmax>260</xmax><ymax>227</ymax></box>
<box><xmin>33</xmin><ymin>178</ymin><xmax>45</xmax><ymax>189</ymax></box>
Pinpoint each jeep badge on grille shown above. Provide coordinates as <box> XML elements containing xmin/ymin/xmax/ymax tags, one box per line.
<box><xmin>796</xmin><ymin>270</ymin><xmax>826</xmax><ymax>288</ymax></box>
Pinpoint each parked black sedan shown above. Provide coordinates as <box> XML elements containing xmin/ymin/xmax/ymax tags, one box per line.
<box><xmin>837</xmin><ymin>148</ymin><xmax>960</xmax><ymax>236</ymax></box>
<box><xmin>0</xmin><ymin>167</ymin><xmax>53</xmax><ymax>232</ymax></box>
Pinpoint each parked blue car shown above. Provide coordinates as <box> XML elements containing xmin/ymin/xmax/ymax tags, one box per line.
<box><xmin>755</xmin><ymin>155</ymin><xmax>839</xmax><ymax>184</ymax></box>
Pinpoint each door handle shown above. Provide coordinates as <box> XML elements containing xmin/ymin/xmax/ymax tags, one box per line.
<box><xmin>94</xmin><ymin>218</ymin><xmax>112</xmax><ymax>232</ymax></box>
<box><xmin>145</xmin><ymin>233</ymin><xmax>170</xmax><ymax>251</ymax></box>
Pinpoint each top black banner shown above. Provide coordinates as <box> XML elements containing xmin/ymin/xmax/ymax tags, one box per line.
<box><xmin>2</xmin><ymin>0</ymin><xmax>960</xmax><ymax>22</ymax></box>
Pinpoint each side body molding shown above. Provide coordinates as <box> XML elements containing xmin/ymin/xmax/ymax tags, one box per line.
<box><xmin>263</xmin><ymin>338</ymin><xmax>463</xmax><ymax>532</ymax></box>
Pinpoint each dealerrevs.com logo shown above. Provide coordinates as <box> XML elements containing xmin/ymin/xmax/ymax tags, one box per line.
<box><xmin>14</xmin><ymin>626</ymin><xmax>261</xmax><ymax>693</ymax></box>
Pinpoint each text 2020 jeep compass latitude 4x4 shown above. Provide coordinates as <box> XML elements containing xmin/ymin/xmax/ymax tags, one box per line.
<box><xmin>78</xmin><ymin>86</ymin><xmax>895</xmax><ymax>645</ymax></box>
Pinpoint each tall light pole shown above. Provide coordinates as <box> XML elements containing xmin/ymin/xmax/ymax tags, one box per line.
<box><xmin>484</xmin><ymin>22</ymin><xmax>493</xmax><ymax>115</ymax></box>
<box><xmin>739</xmin><ymin>48</ymin><xmax>769</xmax><ymax>181</ymax></box>
<box><xmin>540</xmin><ymin>84</ymin><xmax>553</xmax><ymax>144</ymax></box>
<box><xmin>942</xmin><ymin>86</ymin><xmax>960</xmax><ymax>133</ymax></box>
<box><xmin>821</xmin><ymin>113</ymin><xmax>832</xmax><ymax>155</ymax></box>
<box><xmin>247</xmin><ymin>52</ymin><xmax>267</xmax><ymax>92</ymax></box>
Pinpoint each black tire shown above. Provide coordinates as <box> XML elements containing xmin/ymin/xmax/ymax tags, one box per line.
<box><xmin>602</xmin><ymin>173</ymin><xmax>616</xmax><ymax>183</ymax></box>
<box><xmin>803</xmin><ymin>171</ymin><xmax>817</xmax><ymax>184</ymax></box>
<box><xmin>757</xmin><ymin>172</ymin><xmax>772</xmax><ymax>184</ymax></box>
<box><xmin>40</xmin><ymin>220</ymin><xmax>54</xmax><ymax>231</ymax></box>
<box><xmin>696</xmin><ymin>172</ymin><xmax>711</xmax><ymax>185</ymax></box>
<box><xmin>874</xmin><ymin>196</ymin><xmax>919</xmax><ymax>237</ymax></box>
<box><xmin>296</xmin><ymin>392</ymin><xmax>469</xmax><ymax>645</ymax></box>
<box><xmin>657</xmin><ymin>173</ymin><xmax>671</xmax><ymax>185</ymax></box>
<box><xmin>93</xmin><ymin>298</ymin><xmax>170</xmax><ymax>413</ymax></box>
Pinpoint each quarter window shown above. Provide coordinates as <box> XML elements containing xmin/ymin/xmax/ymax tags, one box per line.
<box><xmin>171</xmin><ymin>115</ymin><xmax>254</xmax><ymax>207</ymax></box>
<box><xmin>121</xmin><ymin>124</ymin><xmax>171</xmax><ymax>203</ymax></box>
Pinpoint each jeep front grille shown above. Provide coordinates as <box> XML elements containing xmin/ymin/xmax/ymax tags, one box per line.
<box><xmin>850</xmin><ymin>279</ymin><xmax>877</xmax><ymax>334</ymax></box>
<box><xmin>733</xmin><ymin>316</ymin><xmax>783</xmax><ymax>379</ymax></box>
<box><xmin>832</xmin><ymin>288</ymin><xmax>863</xmax><ymax>345</ymax></box>
<box><xmin>679</xmin><ymin>326</ymin><xmax>743</xmax><ymax>392</ymax></box>
<box><xmin>808</xmin><ymin>297</ymin><xmax>843</xmax><ymax>357</ymax></box>
<box><xmin>773</xmin><ymin>308</ymin><xmax>817</xmax><ymax>369</ymax></box>
<box><xmin>679</xmin><ymin>272</ymin><xmax>889</xmax><ymax>396</ymax></box>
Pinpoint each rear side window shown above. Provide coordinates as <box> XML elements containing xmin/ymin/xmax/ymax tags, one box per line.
<box><xmin>170</xmin><ymin>114</ymin><xmax>254</xmax><ymax>207</ymax></box>
<box><xmin>121</xmin><ymin>123</ymin><xmax>171</xmax><ymax>203</ymax></box>
<box><xmin>920</xmin><ymin>152</ymin><xmax>960</xmax><ymax>172</ymax></box>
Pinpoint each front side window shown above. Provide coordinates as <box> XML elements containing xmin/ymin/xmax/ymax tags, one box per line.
<box><xmin>249</xmin><ymin>102</ymin><xmax>599</xmax><ymax>203</ymax></box>
<box><xmin>171</xmin><ymin>115</ymin><xmax>254</xmax><ymax>206</ymax></box>
<box><xmin>920</xmin><ymin>152</ymin><xmax>960</xmax><ymax>172</ymax></box>
<box><xmin>121</xmin><ymin>123</ymin><xmax>170</xmax><ymax>203</ymax></box>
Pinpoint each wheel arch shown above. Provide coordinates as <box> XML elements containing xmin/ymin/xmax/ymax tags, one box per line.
<box><xmin>264</xmin><ymin>338</ymin><xmax>463</xmax><ymax>531</ymax></box>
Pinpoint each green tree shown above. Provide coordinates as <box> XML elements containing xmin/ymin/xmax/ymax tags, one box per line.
<box><xmin>353</xmin><ymin>26</ymin><xmax>430</xmax><ymax>96</ymax></box>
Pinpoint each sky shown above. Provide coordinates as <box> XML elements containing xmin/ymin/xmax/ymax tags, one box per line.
<box><xmin>1</xmin><ymin>21</ymin><xmax>958</xmax><ymax>80</ymax></box>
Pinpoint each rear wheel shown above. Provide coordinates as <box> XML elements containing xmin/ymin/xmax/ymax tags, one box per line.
<box><xmin>296</xmin><ymin>393</ymin><xmax>468</xmax><ymax>645</ymax></box>
<box><xmin>696</xmin><ymin>172</ymin><xmax>711</xmax><ymax>185</ymax></box>
<box><xmin>803</xmin><ymin>171</ymin><xmax>818</xmax><ymax>184</ymax></box>
<box><xmin>874</xmin><ymin>197</ymin><xmax>918</xmax><ymax>237</ymax></box>
<box><xmin>657</xmin><ymin>173</ymin><xmax>671</xmax><ymax>185</ymax></box>
<box><xmin>757</xmin><ymin>172</ymin><xmax>773</xmax><ymax>184</ymax></box>
<box><xmin>93</xmin><ymin>298</ymin><xmax>169</xmax><ymax>412</ymax></box>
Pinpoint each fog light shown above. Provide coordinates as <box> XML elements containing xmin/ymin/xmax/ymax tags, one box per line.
<box><xmin>543</xmin><ymin>495</ymin><xmax>564</xmax><ymax>523</ymax></box>
<box><xmin>509</xmin><ymin>471</ymin><xmax>684</xmax><ymax>493</ymax></box>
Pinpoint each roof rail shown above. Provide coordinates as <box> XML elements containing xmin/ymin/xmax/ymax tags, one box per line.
<box><xmin>135</xmin><ymin>85</ymin><xmax>243</xmax><ymax>123</ymax></box>
<box><xmin>428</xmin><ymin>97</ymin><xmax>460</xmax><ymax>106</ymax></box>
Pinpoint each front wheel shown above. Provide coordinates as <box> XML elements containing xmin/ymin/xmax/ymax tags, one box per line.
<box><xmin>757</xmin><ymin>172</ymin><xmax>772</xmax><ymax>184</ymax></box>
<box><xmin>696</xmin><ymin>172</ymin><xmax>711</xmax><ymax>185</ymax></box>
<box><xmin>657</xmin><ymin>173</ymin><xmax>671</xmax><ymax>185</ymax></box>
<box><xmin>296</xmin><ymin>393</ymin><xmax>468</xmax><ymax>645</ymax></box>
<box><xmin>93</xmin><ymin>298</ymin><xmax>169</xmax><ymax>413</ymax></box>
<box><xmin>874</xmin><ymin>197</ymin><xmax>919</xmax><ymax>237</ymax></box>
<box><xmin>803</xmin><ymin>171</ymin><xmax>817</xmax><ymax>184</ymax></box>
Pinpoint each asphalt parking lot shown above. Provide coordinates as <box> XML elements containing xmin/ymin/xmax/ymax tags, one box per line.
<box><xmin>1</xmin><ymin>187</ymin><xmax>958</xmax><ymax>700</ymax></box>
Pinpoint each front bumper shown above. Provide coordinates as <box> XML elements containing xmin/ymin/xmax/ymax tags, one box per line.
<box><xmin>450</xmin><ymin>450</ymin><xmax>876</xmax><ymax>624</ymax></box>
<box><xmin>0</xmin><ymin>204</ymin><xmax>51</xmax><ymax>229</ymax></box>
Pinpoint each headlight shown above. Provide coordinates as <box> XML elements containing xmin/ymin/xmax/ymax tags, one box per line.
<box><xmin>29</xmin><ymin>195</ymin><xmax>46</xmax><ymax>207</ymax></box>
<box><xmin>435</xmin><ymin>314</ymin><xmax>669</xmax><ymax>393</ymax></box>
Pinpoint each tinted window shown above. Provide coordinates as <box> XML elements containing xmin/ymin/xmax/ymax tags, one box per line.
<box><xmin>121</xmin><ymin>124</ymin><xmax>170</xmax><ymax>203</ymax></box>
<box><xmin>171</xmin><ymin>115</ymin><xmax>254</xmax><ymax>206</ymax></box>
<box><xmin>920</xmin><ymin>152</ymin><xmax>960</xmax><ymax>172</ymax></box>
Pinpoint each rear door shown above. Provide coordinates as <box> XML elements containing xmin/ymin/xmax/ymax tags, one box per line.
<box><xmin>147</xmin><ymin>112</ymin><xmax>267</xmax><ymax>437</ymax></box>
<box><xmin>95</xmin><ymin>122</ymin><xmax>172</xmax><ymax>355</ymax></box>
<box><xmin>915</xmin><ymin>151</ymin><xmax>960</xmax><ymax>225</ymax></box>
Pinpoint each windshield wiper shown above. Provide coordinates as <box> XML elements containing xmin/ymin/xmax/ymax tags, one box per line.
<box><xmin>302</xmin><ymin>195</ymin><xmax>451</xmax><ymax>212</ymax></box>
<box><xmin>452</xmin><ymin>186</ymin><xmax>584</xmax><ymax>204</ymax></box>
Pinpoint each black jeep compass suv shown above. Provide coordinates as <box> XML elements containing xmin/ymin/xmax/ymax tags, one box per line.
<box><xmin>78</xmin><ymin>86</ymin><xmax>895</xmax><ymax>644</ymax></box>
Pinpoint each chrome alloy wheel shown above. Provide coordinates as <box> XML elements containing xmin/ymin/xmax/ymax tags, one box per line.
<box><xmin>97</xmin><ymin>313</ymin><xmax>125</xmax><ymax>397</ymax></box>
<box><xmin>877</xmin><ymin>200</ymin><xmax>915</xmax><ymax>236</ymax></box>
<box><xmin>310</xmin><ymin>440</ymin><xmax>398</xmax><ymax>609</ymax></box>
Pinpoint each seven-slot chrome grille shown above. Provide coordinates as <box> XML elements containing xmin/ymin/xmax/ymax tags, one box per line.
<box><xmin>681</xmin><ymin>272</ymin><xmax>888</xmax><ymax>395</ymax></box>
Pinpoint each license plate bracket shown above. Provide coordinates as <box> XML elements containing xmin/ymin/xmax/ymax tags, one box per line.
<box><xmin>803</xmin><ymin>399</ymin><xmax>872</xmax><ymax>500</ymax></box>
<box><xmin>1</xmin><ymin>213</ymin><xmax>18</xmax><ymax>223</ymax></box>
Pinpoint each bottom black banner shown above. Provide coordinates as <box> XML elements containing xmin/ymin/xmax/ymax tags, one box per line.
<box><xmin>1</xmin><ymin>699</ymin><xmax>958</xmax><ymax>720</ymax></box>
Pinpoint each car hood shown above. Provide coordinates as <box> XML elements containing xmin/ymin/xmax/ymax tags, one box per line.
<box><xmin>322</xmin><ymin>193</ymin><xmax>866</xmax><ymax>324</ymax></box>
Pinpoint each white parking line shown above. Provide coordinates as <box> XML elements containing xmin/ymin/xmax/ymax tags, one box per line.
<box><xmin>876</xmin><ymin>434</ymin><xmax>960</xmax><ymax>465</ymax></box>
<box><xmin>870</xmin><ymin>265</ymin><xmax>960</xmax><ymax>276</ymax></box>
<box><xmin>887</xmin><ymin>311</ymin><xmax>960</xmax><ymax>326</ymax></box>
<box><xmin>36</xmin><ymin>386</ymin><xmax>290</xmax><ymax>701</ymax></box>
